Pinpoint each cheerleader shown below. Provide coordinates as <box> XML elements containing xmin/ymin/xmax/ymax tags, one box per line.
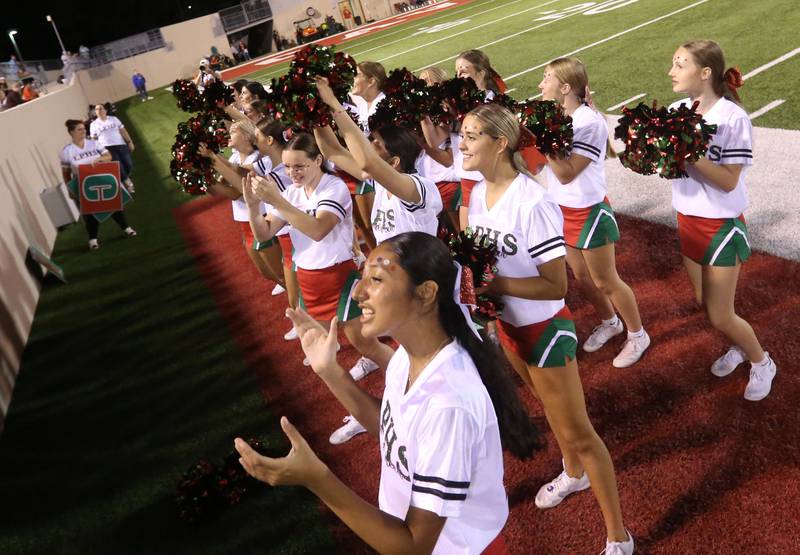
<box><xmin>243</xmin><ymin>133</ymin><xmax>388</xmax><ymax>373</ymax></box>
<box><xmin>452</xmin><ymin>50</ymin><xmax>505</xmax><ymax>230</ymax></box>
<box><xmin>60</xmin><ymin>119</ymin><xmax>136</xmax><ymax>250</ymax></box>
<box><xmin>346</xmin><ymin>61</ymin><xmax>389</xmax><ymax>250</ymax></box>
<box><xmin>538</xmin><ymin>58</ymin><xmax>650</xmax><ymax>367</ymax></box>
<box><xmin>90</xmin><ymin>103</ymin><xmax>137</xmax><ymax>193</ymax></box>
<box><xmin>244</xmin><ymin>118</ymin><xmax>299</xmax><ymax>314</ymax></box>
<box><xmin>235</xmin><ymin>231</ymin><xmax>541</xmax><ymax>555</ymax></box>
<box><xmin>667</xmin><ymin>40</ymin><xmax>776</xmax><ymax>400</ymax></box>
<box><xmin>462</xmin><ymin>103</ymin><xmax>633</xmax><ymax>553</ymax></box>
<box><xmin>312</xmin><ymin>77</ymin><xmax>443</xmax><ymax>443</ymax></box>
<box><xmin>199</xmin><ymin>120</ymin><xmax>283</xmax><ymax>287</ymax></box>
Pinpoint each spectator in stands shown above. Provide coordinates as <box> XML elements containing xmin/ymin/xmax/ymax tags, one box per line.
<box><xmin>237</xmin><ymin>40</ymin><xmax>251</xmax><ymax>60</ymax></box>
<box><xmin>1</xmin><ymin>83</ymin><xmax>24</xmax><ymax>110</ymax></box>
<box><xmin>132</xmin><ymin>70</ymin><xmax>153</xmax><ymax>102</ymax></box>
<box><xmin>60</xmin><ymin>119</ymin><xmax>137</xmax><ymax>250</ymax></box>
<box><xmin>7</xmin><ymin>54</ymin><xmax>21</xmax><ymax>78</ymax></box>
<box><xmin>21</xmin><ymin>79</ymin><xmax>39</xmax><ymax>102</ymax></box>
<box><xmin>90</xmin><ymin>103</ymin><xmax>137</xmax><ymax>193</ymax></box>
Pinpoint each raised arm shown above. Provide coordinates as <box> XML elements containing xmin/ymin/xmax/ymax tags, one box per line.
<box><xmin>420</xmin><ymin>116</ymin><xmax>454</xmax><ymax>167</ymax></box>
<box><xmin>313</xmin><ymin>125</ymin><xmax>364</xmax><ymax>179</ymax></box>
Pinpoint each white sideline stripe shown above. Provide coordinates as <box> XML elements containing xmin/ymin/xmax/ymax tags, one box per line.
<box><xmin>504</xmin><ymin>0</ymin><xmax>710</xmax><ymax>81</ymax></box>
<box><xmin>416</xmin><ymin>2</ymin><xmax>587</xmax><ymax>71</ymax></box>
<box><xmin>352</xmin><ymin>0</ymin><xmax>532</xmax><ymax>58</ymax></box>
<box><xmin>607</xmin><ymin>93</ymin><xmax>646</xmax><ymax>112</ymax></box>
<box><xmin>377</xmin><ymin>0</ymin><xmax>562</xmax><ymax>64</ymax></box>
<box><xmin>351</xmin><ymin>0</ymin><xmax>506</xmax><ymax>52</ymax></box>
<box><xmin>749</xmin><ymin>99</ymin><xmax>786</xmax><ymax>120</ymax></box>
<box><xmin>742</xmin><ymin>48</ymin><xmax>800</xmax><ymax>81</ymax></box>
<box><xmin>527</xmin><ymin>93</ymin><xmax>543</xmax><ymax>100</ymax></box>
<box><xmin>506</xmin><ymin>87</ymin><xmax>517</xmax><ymax>94</ymax></box>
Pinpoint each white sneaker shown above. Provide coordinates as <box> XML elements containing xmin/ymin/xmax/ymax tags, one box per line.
<box><xmin>349</xmin><ymin>357</ymin><xmax>379</xmax><ymax>381</ymax></box>
<box><xmin>329</xmin><ymin>415</ymin><xmax>366</xmax><ymax>445</ymax></box>
<box><xmin>88</xmin><ymin>239</ymin><xmax>100</xmax><ymax>250</ymax></box>
<box><xmin>303</xmin><ymin>343</ymin><xmax>340</xmax><ymax>366</ymax></box>
<box><xmin>284</xmin><ymin>327</ymin><xmax>298</xmax><ymax>341</ymax></box>
<box><xmin>583</xmin><ymin>319</ymin><xmax>624</xmax><ymax>352</ymax></box>
<box><xmin>612</xmin><ymin>331</ymin><xmax>650</xmax><ymax>368</ymax></box>
<box><xmin>124</xmin><ymin>227</ymin><xmax>137</xmax><ymax>237</ymax></box>
<box><xmin>535</xmin><ymin>467</ymin><xmax>591</xmax><ymax>509</ymax></box>
<box><xmin>601</xmin><ymin>530</ymin><xmax>634</xmax><ymax>555</ymax></box>
<box><xmin>710</xmin><ymin>346</ymin><xmax>746</xmax><ymax>377</ymax></box>
<box><xmin>744</xmin><ymin>353</ymin><xmax>777</xmax><ymax>401</ymax></box>
<box><xmin>271</xmin><ymin>283</ymin><xmax>286</xmax><ymax>296</ymax></box>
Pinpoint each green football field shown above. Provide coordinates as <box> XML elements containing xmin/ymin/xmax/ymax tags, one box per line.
<box><xmin>1</xmin><ymin>1</ymin><xmax>798</xmax><ymax>553</ymax></box>
<box><xmin>244</xmin><ymin>0</ymin><xmax>800</xmax><ymax>130</ymax></box>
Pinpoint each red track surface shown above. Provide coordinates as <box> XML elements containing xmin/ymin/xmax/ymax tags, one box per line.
<box><xmin>221</xmin><ymin>0</ymin><xmax>474</xmax><ymax>80</ymax></box>
<box><xmin>175</xmin><ymin>196</ymin><xmax>800</xmax><ymax>554</ymax></box>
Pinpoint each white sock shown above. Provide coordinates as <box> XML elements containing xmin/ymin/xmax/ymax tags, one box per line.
<box><xmin>751</xmin><ymin>353</ymin><xmax>770</xmax><ymax>366</ymax></box>
<box><xmin>628</xmin><ymin>328</ymin><xmax>645</xmax><ymax>339</ymax></box>
<box><xmin>602</xmin><ymin>315</ymin><xmax>619</xmax><ymax>327</ymax></box>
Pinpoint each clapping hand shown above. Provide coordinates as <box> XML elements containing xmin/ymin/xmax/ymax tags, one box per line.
<box><xmin>286</xmin><ymin>308</ymin><xmax>340</xmax><ymax>378</ymax></box>
<box><xmin>242</xmin><ymin>172</ymin><xmax>261</xmax><ymax>207</ymax></box>
<box><xmin>250</xmin><ymin>173</ymin><xmax>282</xmax><ymax>204</ymax></box>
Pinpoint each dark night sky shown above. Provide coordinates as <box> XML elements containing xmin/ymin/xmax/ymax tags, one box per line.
<box><xmin>2</xmin><ymin>0</ymin><xmax>241</xmax><ymax>62</ymax></box>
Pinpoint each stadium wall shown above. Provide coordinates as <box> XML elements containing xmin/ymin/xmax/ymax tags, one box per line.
<box><xmin>269</xmin><ymin>0</ymin><xmax>396</xmax><ymax>42</ymax></box>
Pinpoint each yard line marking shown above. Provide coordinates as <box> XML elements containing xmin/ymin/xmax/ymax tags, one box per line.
<box><xmin>607</xmin><ymin>93</ymin><xmax>646</xmax><ymax>111</ymax></box>
<box><xmin>506</xmin><ymin>87</ymin><xmax>517</xmax><ymax>94</ymax></box>
<box><xmin>503</xmin><ymin>0</ymin><xmax>711</xmax><ymax>81</ymax></box>
<box><xmin>749</xmin><ymin>99</ymin><xmax>786</xmax><ymax>120</ymax></box>
<box><xmin>742</xmin><ymin>48</ymin><xmax>800</xmax><ymax>81</ymax></box>
<box><xmin>377</xmin><ymin>0</ymin><xmax>563</xmax><ymax>64</ymax></box>
<box><xmin>352</xmin><ymin>0</ymin><xmax>533</xmax><ymax>58</ymax></box>
<box><xmin>527</xmin><ymin>93</ymin><xmax>543</xmax><ymax>100</ymax></box>
<box><xmin>415</xmin><ymin>1</ymin><xmax>587</xmax><ymax>71</ymax></box>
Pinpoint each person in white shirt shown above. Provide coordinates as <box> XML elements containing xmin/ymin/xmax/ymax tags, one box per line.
<box><xmin>312</xmin><ymin>76</ymin><xmax>444</xmax><ymax>444</ymax></box>
<box><xmin>244</xmin><ymin>118</ymin><xmax>301</xmax><ymax>337</ymax></box>
<box><xmin>199</xmin><ymin>119</ymin><xmax>284</xmax><ymax>289</ymax></box>
<box><xmin>243</xmin><ymin>133</ymin><xmax>387</xmax><ymax>376</ymax></box>
<box><xmin>667</xmin><ymin>39</ymin><xmax>777</xmax><ymax>400</ymax></box>
<box><xmin>346</xmin><ymin>60</ymin><xmax>388</xmax><ymax>250</ymax></box>
<box><xmin>461</xmin><ymin>103</ymin><xmax>634</xmax><ymax>554</ymax></box>
<box><xmin>454</xmin><ymin>49</ymin><xmax>506</xmax><ymax>230</ymax></box>
<box><xmin>538</xmin><ymin>58</ymin><xmax>650</xmax><ymax>368</ymax></box>
<box><xmin>90</xmin><ymin>103</ymin><xmax>137</xmax><ymax>193</ymax></box>
<box><xmin>60</xmin><ymin>119</ymin><xmax>137</xmax><ymax>250</ymax></box>
<box><xmin>235</xmin><ymin>231</ymin><xmax>542</xmax><ymax>555</ymax></box>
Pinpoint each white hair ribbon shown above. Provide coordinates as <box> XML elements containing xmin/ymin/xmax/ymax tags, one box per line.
<box><xmin>453</xmin><ymin>261</ymin><xmax>483</xmax><ymax>342</ymax></box>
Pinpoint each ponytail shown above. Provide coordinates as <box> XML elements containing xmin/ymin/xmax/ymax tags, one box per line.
<box><xmin>384</xmin><ymin>232</ymin><xmax>544</xmax><ymax>459</ymax></box>
<box><xmin>682</xmin><ymin>40</ymin><xmax>744</xmax><ymax>105</ymax></box>
<box><xmin>723</xmin><ymin>66</ymin><xmax>743</xmax><ymax>104</ymax></box>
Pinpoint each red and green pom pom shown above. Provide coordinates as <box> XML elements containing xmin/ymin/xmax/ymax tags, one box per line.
<box><xmin>446</xmin><ymin>228</ymin><xmax>504</xmax><ymax>322</ymax></box>
<box><xmin>170</xmin><ymin>109</ymin><xmax>229</xmax><ymax>195</ymax></box>
<box><xmin>172</xmin><ymin>79</ymin><xmax>203</xmax><ymax>112</ymax></box>
<box><xmin>368</xmin><ymin>68</ymin><xmax>433</xmax><ymax>133</ymax></box>
<box><xmin>615</xmin><ymin>100</ymin><xmax>717</xmax><ymax>179</ymax></box>
<box><xmin>427</xmin><ymin>77</ymin><xmax>487</xmax><ymax>126</ymax></box>
<box><xmin>516</xmin><ymin>99</ymin><xmax>574</xmax><ymax>158</ymax></box>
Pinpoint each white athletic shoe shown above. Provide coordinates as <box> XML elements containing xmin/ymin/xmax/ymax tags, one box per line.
<box><xmin>88</xmin><ymin>239</ymin><xmax>100</xmax><ymax>251</ymax></box>
<box><xmin>271</xmin><ymin>283</ymin><xmax>286</xmax><ymax>296</ymax></box>
<box><xmin>710</xmin><ymin>346</ymin><xmax>746</xmax><ymax>377</ymax></box>
<box><xmin>303</xmin><ymin>343</ymin><xmax>340</xmax><ymax>366</ymax></box>
<box><xmin>744</xmin><ymin>353</ymin><xmax>777</xmax><ymax>401</ymax></box>
<box><xmin>612</xmin><ymin>331</ymin><xmax>651</xmax><ymax>368</ymax></box>
<box><xmin>583</xmin><ymin>319</ymin><xmax>624</xmax><ymax>353</ymax></box>
<box><xmin>601</xmin><ymin>530</ymin><xmax>635</xmax><ymax>555</ymax></box>
<box><xmin>535</xmin><ymin>467</ymin><xmax>591</xmax><ymax>509</ymax></box>
<box><xmin>329</xmin><ymin>415</ymin><xmax>367</xmax><ymax>445</ymax></box>
<box><xmin>349</xmin><ymin>357</ymin><xmax>379</xmax><ymax>381</ymax></box>
<box><xmin>124</xmin><ymin>227</ymin><xmax>137</xmax><ymax>237</ymax></box>
<box><xmin>124</xmin><ymin>178</ymin><xmax>135</xmax><ymax>194</ymax></box>
<box><xmin>284</xmin><ymin>327</ymin><xmax>298</xmax><ymax>341</ymax></box>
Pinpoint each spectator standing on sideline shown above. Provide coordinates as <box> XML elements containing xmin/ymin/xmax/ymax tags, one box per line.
<box><xmin>132</xmin><ymin>70</ymin><xmax>153</xmax><ymax>102</ymax></box>
<box><xmin>237</xmin><ymin>40</ymin><xmax>251</xmax><ymax>60</ymax></box>
<box><xmin>90</xmin><ymin>103</ymin><xmax>138</xmax><ymax>194</ymax></box>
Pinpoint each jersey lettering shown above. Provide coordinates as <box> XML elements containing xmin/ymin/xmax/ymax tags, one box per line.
<box><xmin>380</xmin><ymin>401</ymin><xmax>410</xmax><ymax>482</ymax></box>
<box><xmin>371</xmin><ymin>208</ymin><xmax>396</xmax><ymax>233</ymax></box>
<box><xmin>472</xmin><ymin>225</ymin><xmax>519</xmax><ymax>256</ymax></box>
<box><xmin>708</xmin><ymin>144</ymin><xmax>722</xmax><ymax>162</ymax></box>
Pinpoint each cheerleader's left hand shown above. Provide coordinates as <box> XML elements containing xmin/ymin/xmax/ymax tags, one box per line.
<box><xmin>251</xmin><ymin>174</ymin><xmax>282</xmax><ymax>203</ymax></box>
<box><xmin>314</xmin><ymin>76</ymin><xmax>341</xmax><ymax>110</ymax></box>
<box><xmin>235</xmin><ymin>417</ymin><xmax>328</xmax><ymax>488</ymax></box>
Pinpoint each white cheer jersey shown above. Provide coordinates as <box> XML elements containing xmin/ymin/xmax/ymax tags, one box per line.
<box><xmin>370</xmin><ymin>173</ymin><xmax>442</xmax><ymax>245</ymax></box>
<box><xmin>230</xmin><ymin>150</ymin><xmax>262</xmax><ymax>222</ymax></box>
<box><xmin>545</xmin><ymin>104</ymin><xmax>609</xmax><ymax>208</ymax></box>
<box><xmin>60</xmin><ymin>139</ymin><xmax>107</xmax><ymax>177</ymax></box>
<box><xmin>379</xmin><ymin>341</ymin><xmax>507</xmax><ymax>555</ymax></box>
<box><xmin>469</xmin><ymin>173</ymin><xmax>567</xmax><ymax>327</ymax></box>
<box><xmin>277</xmin><ymin>172</ymin><xmax>354</xmax><ymax>270</ymax></box>
<box><xmin>89</xmin><ymin>116</ymin><xmax>126</xmax><ymax>148</ymax></box>
<box><xmin>669</xmin><ymin>97</ymin><xmax>752</xmax><ymax>218</ymax></box>
<box><xmin>253</xmin><ymin>155</ymin><xmax>290</xmax><ymax>237</ymax></box>
<box><xmin>348</xmin><ymin>91</ymin><xmax>386</xmax><ymax>134</ymax></box>
<box><xmin>416</xmin><ymin>143</ymin><xmax>458</xmax><ymax>183</ymax></box>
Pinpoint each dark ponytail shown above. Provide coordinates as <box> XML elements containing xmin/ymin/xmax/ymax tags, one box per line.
<box><xmin>384</xmin><ymin>232</ymin><xmax>543</xmax><ymax>459</ymax></box>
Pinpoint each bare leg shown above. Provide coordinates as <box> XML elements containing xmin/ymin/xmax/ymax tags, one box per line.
<box><xmin>582</xmin><ymin>243</ymin><xmax>643</xmax><ymax>331</ymax></box>
<box><xmin>257</xmin><ymin>243</ymin><xmax>286</xmax><ymax>286</ymax></box>
<box><xmin>566</xmin><ymin>246</ymin><xmax>615</xmax><ymax>321</ymax></box>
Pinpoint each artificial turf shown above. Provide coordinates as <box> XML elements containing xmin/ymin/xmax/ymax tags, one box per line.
<box><xmin>0</xmin><ymin>90</ymin><xmax>337</xmax><ymax>554</ymax></box>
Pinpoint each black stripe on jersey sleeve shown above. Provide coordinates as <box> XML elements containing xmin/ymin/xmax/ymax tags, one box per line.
<box><xmin>721</xmin><ymin>153</ymin><xmax>753</xmax><ymax>159</ymax></box>
<box><xmin>316</xmin><ymin>199</ymin><xmax>347</xmax><ymax>219</ymax></box>
<box><xmin>269</xmin><ymin>171</ymin><xmax>286</xmax><ymax>192</ymax></box>
<box><xmin>572</xmin><ymin>141</ymin><xmax>601</xmax><ymax>158</ymax></box>
<box><xmin>413</xmin><ymin>473</ymin><xmax>470</xmax><ymax>489</ymax></box>
<box><xmin>528</xmin><ymin>236</ymin><xmax>564</xmax><ymax>255</ymax></box>
<box><xmin>722</xmin><ymin>148</ymin><xmax>753</xmax><ymax>153</ymax></box>
<box><xmin>400</xmin><ymin>175</ymin><xmax>427</xmax><ymax>212</ymax></box>
<box><xmin>529</xmin><ymin>239</ymin><xmax>566</xmax><ymax>260</ymax></box>
<box><xmin>411</xmin><ymin>485</ymin><xmax>468</xmax><ymax>501</ymax></box>
<box><xmin>255</xmin><ymin>158</ymin><xmax>267</xmax><ymax>175</ymax></box>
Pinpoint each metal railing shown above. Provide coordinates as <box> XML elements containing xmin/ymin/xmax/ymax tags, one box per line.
<box><xmin>219</xmin><ymin>0</ymin><xmax>273</xmax><ymax>32</ymax></box>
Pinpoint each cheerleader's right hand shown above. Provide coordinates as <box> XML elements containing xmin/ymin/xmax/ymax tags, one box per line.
<box><xmin>286</xmin><ymin>309</ymin><xmax>340</xmax><ymax>377</ymax></box>
<box><xmin>313</xmin><ymin>76</ymin><xmax>340</xmax><ymax>109</ymax></box>
<box><xmin>242</xmin><ymin>173</ymin><xmax>260</xmax><ymax>206</ymax></box>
